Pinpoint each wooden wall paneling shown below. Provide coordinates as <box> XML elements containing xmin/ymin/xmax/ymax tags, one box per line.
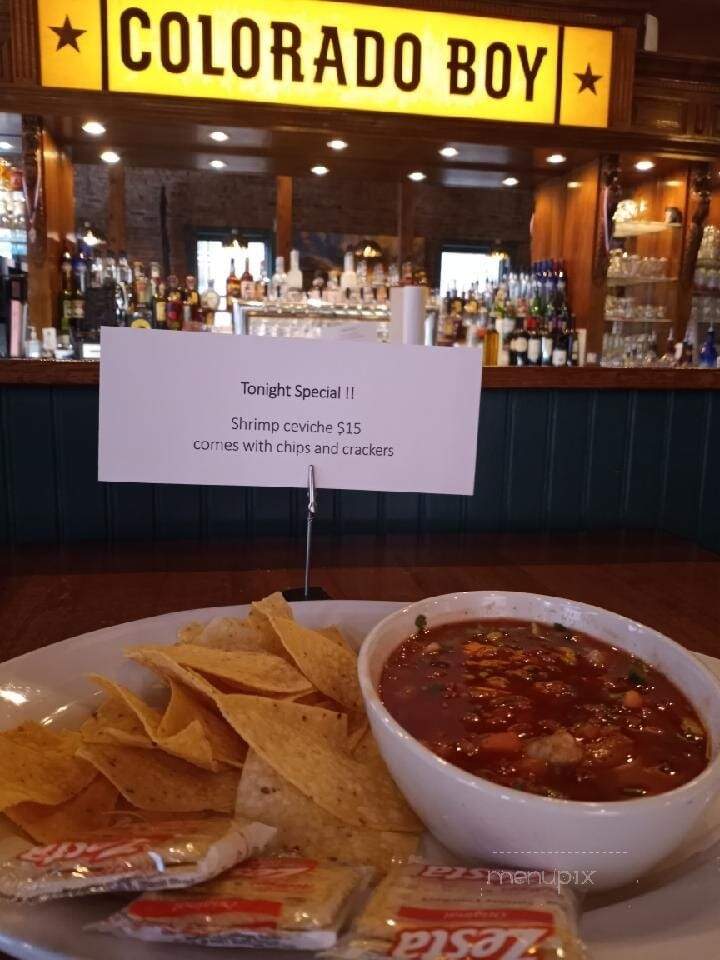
<box><xmin>108</xmin><ymin>484</ymin><xmax>156</xmax><ymax>540</ymax></box>
<box><xmin>0</xmin><ymin>390</ymin><xmax>11</xmax><ymax>542</ymax></box>
<box><xmin>106</xmin><ymin>163</ymin><xmax>126</xmax><ymax>252</ymax></box>
<box><xmin>609</xmin><ymin>26</ymin><xmax>637</xmax><ymax>130</ymax></box>
<box><xmin>464</xmin><ymin>390</ymin><xmax>509</xmax><ymax>532</ymax></box>
<box><xmin>339</xmin><ymin>491</ymin><xmax>383</xmax><ymax>534</ymax></box>
<box><xmin>275</xmin><ymin>176</ymin><xmax>292</xmax><ymax>263</ymax></box>
<box><xmin>384</xmin><ymin>492</ymin><xmax>421</xmax><ymax>532</ymax></box>
<box><xmin>9</xmin><ymin>0</ymin><xmax>39</xmax><ymax>84</ymax></box>
<box><xmin>544</xmin><ymin>389</ymin><xmax>591</xmax><ymax>530</ymax></box>
<box><xmin>504</xmin><ymin>389</ymin><xmax>550</xmax><ymax>531</ymax></box>
<box><xmin>697</xmin><ymin>392</ymin><xmax>720</xmax><ymax>553</ymax></box>
<box><xmin>562</xmin><ymin>159</ymin><xmax>603</xmax><ymax>346</ymax></box>
<box><xmin>582</xmin><ymin>391</ymin><xmax>631</xmax><ymax>528</ymax></box>
<box><xmin>52</xmin><ymin>388</ymin><xmax>108</xmax><ymax>540</ymax></box>
<box><xmin>661</xmin><ymin>391</ymin><xmax>709</xmax><ymax>541</ymax></box>
<box><xmin>531</xmin><ymin>178</ymin><xmax>566</xmax><ymax>262</ymax></box>
<box><xmin>3</xmin><ymin>388</ymin><xmax>59</xmax><ymax>543</ymax></box>
<box><xmin>203</xmin><ymin>487</ymin><xmax>250</xmax><ymax>540</ymax></box>
<box><xmin>153</xmin><ymin>485</ymin><xmax>203</xmax><ymax>540</ymax></box>
<box><xmin>422</xmin><ymin>494</ymin><xmax>463</xmax><ymax>534</ymax></box>
<box><xmin>622</xmin><ymin>390</ymin><xmax>670</xmax><ymax>530</ymax></box>
<box><xmin>247</xmin><ymin>488</ymin><xmax>295</xmax><ymax>536</ymax></box>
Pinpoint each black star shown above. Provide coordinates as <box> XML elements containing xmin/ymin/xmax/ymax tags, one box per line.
<box><xmin>49</xmin><ymin>16</ymin><xmax>86</xmax><ymax>52</ymax></box>
<box><xmin>574</xmin><ymin>63</ymin><xmax>602</xmax><ymax>95</ymax></box>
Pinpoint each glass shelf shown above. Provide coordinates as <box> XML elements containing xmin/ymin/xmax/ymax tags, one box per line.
<box><xmin>604</xmin><ymin>317</ymin><xmax>673</xmax><ymax>324</ymax></box>
<box><xmin>606</xmin><ymin>276</ymin><xmax>677</xmax><ymax>287</ymax></box>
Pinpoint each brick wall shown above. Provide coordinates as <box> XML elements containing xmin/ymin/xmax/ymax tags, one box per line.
<box><xmin>74</xmin><ymin>165</ymin><xmax>532</xmax><ymax>276</ymax></box>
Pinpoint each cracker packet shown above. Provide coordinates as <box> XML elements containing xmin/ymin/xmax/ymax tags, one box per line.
<box><xmin>0</xmin><ymin>816</ymin><xmax>276</xmax><ymax>902</ymax></box>
<box><xmin>322</xmin><ymin>862</ymin><xmax>586</xmax><ymax>960</ymax></box>
<box><xmin>90</xmin><ymin>856</ymin><xmax>371</xmax><ymax>950</ymax></box>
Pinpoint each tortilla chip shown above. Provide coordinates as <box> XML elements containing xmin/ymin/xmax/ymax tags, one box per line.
<box><xmin>158</xmin><ymin>678</ymin><xmax>247</xmax><ymax>769</ymax></box>
<box><xmin>318</xmin><ymin>625</ymin><xmax>354</xmax><ymax>652</ymax></box>
<box><xmin>80</xmin><ymin>695</ymin><xmax>153</xmax><ymax>748</ymax></box>
<box><xmin>130</xmin><ymin>645</ymin><xmax>313</xmax><ymax>697</ymax></box>
<box><xmin>248</xmin><ymin>592</ymin><xmax>294</xmax><ymax>657</ymax></box>
<box><xmin>0</xmin><ymin>723</ymin><xmax>96</xmax><ymax>811</ymax></box>
<box><xmin>218</xmin><ymin>694</ymin><xmax>348</xmax><ymax>747</ymax></box>
<box><xmin>347</xmin><ymin>720</ymin><xmax>371</xmax><ymax>754</ymax></box>
<box><xmin>88</xmin><ymin>675</ymin><xmax>162</xmax><ymax>739</ymax></box>
<box><xmin>77</xmin><ymin>742</ymin><xmax>240</xmax><ymax>813</ymax></box>
<box><xmin>193</xmin><ymin>616</ymin><xmax>273</xmax><ymax>654</ymax></box>
<box><xmin>126</xmin><ymin>647</ymin><xmax>221</xmax><ymax>702</ymax></box>
<box><xmin>5</xmin><ymin>776</ymin><xmax>119</xmax><ymax>844</ymax></box>
<box><xmin>177</xmin><ymin>620</ymin><xmax>204</xmax><ymax>645</ymax></box>
<box><xmin>271</xmin><ymin>617</ymin><xmax>363</xmax><ymax>713</ymax></box>
<box><xmin>237</xmin><ymin>751</ymin><xmax>419</xmax><ymax>874</ymax></box>
<box><xmin>216</xmin><ymin>696</ymin><xmax>420</xmax><ymax>833</ymax></box>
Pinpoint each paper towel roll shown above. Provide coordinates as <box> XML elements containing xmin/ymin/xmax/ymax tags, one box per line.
<box><xmin>390</xmin><ymin>286</ymin><xmax>425</xmax><ymax>345</ymax></box>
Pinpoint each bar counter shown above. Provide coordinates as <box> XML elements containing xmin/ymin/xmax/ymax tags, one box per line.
<box><xmin>1</xmin><ymin>358</ymin><xmax>719</xmax><ymax>389</ymax></box>
<box><xmin>1</xmin><ymin>358</ymin><xmax>718</xmax><ymax>553</ymax></box>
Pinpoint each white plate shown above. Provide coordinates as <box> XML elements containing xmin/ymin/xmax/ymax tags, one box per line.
<box><xmin>0</xmin><ymin>600</ymin><xmax>718</xmax><ymax>960</ymax></box>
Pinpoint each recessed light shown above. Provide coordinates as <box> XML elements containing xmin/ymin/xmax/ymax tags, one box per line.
<box><xmin>439</xmin><ymin>146</ymin><xmax>458</xmax><ymax>159</ymax></box>
<box><xmin>502</xmin><ymin>176</ymin><xmax>519</xmax><ymax>187</ymax></box>
<box><xmin>546</xmin><ymin>153</ymin><xmax>567</xmax><ymax>164</ymax></box>
<box><xmin>0</xmin><ymin>141</ymin><xmax>12</xmax><ymax>151</ymax></box>
<box><xmin>82</xmin><ymin>121</ymin><xmax>106</xmax><ymax>136</ymax></box>
<box><xmin>327</xmin><ymin>139</ymin><xmax>347</xmax><ymax>151</ymax></box>
<box><xmin>100</xmin><ymin>150</ymin><xmax>120</xmax><ymax>164</ymax></box>
<box><xmin>311</xmin><ymin>165</ymin><xmax>329</xmax><ymax>176</ymax></box>
<box><xmin>209</xmin><ymin>131</ymin><xmax>228</xmax><ymax>142</ymax></box>
<box><xmin>635</xmin><ymin>160</ymin><xmax>655</xmax><ymax>172</ymax></box>
<box><xmin>567</xmin><ymin>180</ymin><xmax>581</xmax><ymax>189</ymax></box>
<box><xmin>408</xmin><ymin>171</ymin><xmax>426</xmax><ymax>182</ymax></box>
<box><xmin>209</xmin><ymin>159</ymin><xmax>226</xmax><ymax>169</ymax></box>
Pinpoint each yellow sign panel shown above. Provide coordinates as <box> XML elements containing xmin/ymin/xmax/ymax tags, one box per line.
<box><xmin>37</xmin><ymin>0</ymin><xmax>614</xmax><ymax>128</ymax></box>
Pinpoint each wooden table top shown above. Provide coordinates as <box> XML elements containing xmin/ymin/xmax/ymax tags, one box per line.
<box><xmin>1</xmin><ymin>531</ymin><xmax>719</xmax><ymax>662</ymax></box>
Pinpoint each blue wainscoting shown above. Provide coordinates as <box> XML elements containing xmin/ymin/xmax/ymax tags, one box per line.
<box><xmin>0</xmin><ymin>386</ymin><xmax>718</xmax><ymax>552</ymax></box>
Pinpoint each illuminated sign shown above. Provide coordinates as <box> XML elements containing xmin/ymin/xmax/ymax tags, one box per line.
<box><xmin>37</xmin><ymin>0</ymin><xmax>613</xmax><ymax>127</ymax></box>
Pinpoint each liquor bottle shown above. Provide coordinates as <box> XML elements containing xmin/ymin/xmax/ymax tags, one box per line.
<box><xmin>58</xmin><ymin>258</ymin><xmax>73</xmax><ymax>340</ymax></box>
<box><xmin>657</xmin><ymin>328</ymin><xmax>675</xmax><ymax>366</ymax></box>
<box><xmin>699</xmin><ymin>327</ymin><xmax>718</xmax><ymax>368</ymax></box>
<box><xmin>133</xmin><ymin>262</ymin><xmax>150</xmax><ymax>308</ymax></box>
<box><xmin>341</xmin><ymin>251</ymin><xmax>357</xmax><ymax>294</ymax></box>
<box><xmin>150</xmin><ymin>262</ymin><xmax>161</xmax><ymax>301</ymax></box>
<box><xmin>287</xmin><ymin>250</ymin><xmax>303</xmax><ymax>297</ymax></box>
<box><xmin>271</xmin><ymin>256</ymin><xmax>287</xmax><ymax>300</ymax></box>
<box><xmin>540</xmin><ymin>313</ymin><xmax>554</xmax><ymax>366</ymax></box>
<box><xmin>483</xmin><ymin>318</ymin><xmax>500</xmax><ymax>366</ymax></box>
<box><xmin>387</xmin><ymin>262</ymin><xmax>400</xmax><ymax>288</ymax></box>
<box><xmin>90</xmin><ymin>254</ymin><xmax>103</xmax><ymax>289</ymax></box>
<box><xmin>240</xmin><ymin>259</ymin><xmax>255</xmax><ymax>300</ymax></box>
<box><xmin>201</xmin><ymin>279</ymin><xmax>220</xmax><ymax>327</ymax></box>
<box><xmin>184</xmin><ymin>275</ymin><xmax>200</xmax><ymax>326</ymax></box>
<box><xmin>71</xmin><ymin>254</ymin><xmax>87</xmax><ymax>328</ymax></box>
<box><xmin>551</xmin><ymin>316</ymin><xmax>569</xmax><ymax>367</ymax></box>
<box><xmin>165</xmin><ymin>275</ymin><xmax>182</xmax><ymax>330</ymax></box>
<box><xmin>311</xmin><ymin>270</ymin><xmax>325</xmax><ymax>299</ymax></box>
<box><xmin>226</xmin><ymin>259</ymin><xmax>242</xmax><ymax>304</ymax></box>
<box><xmin>255</xmin><ymin>261</ymin><xmax>269</xmax><ymax>300</ymax></box>
<box><xmin>526</xmin><ymin>315</ymin><xmax>541</xmax><ymax>365</ymax></box>
<box><xmin>154</xmin><ymin>281</ymin><xmax>167</xmax><ymax>329</ymax></box>
<box><xmin>372</xmin><ymin>263</ymin><xmax>388</xmax><ymax>302</ymax></box>
<box><xmin>514</xmin><ymin>315</ymin><xmax>529</xmax><ymax>366</ymax></box>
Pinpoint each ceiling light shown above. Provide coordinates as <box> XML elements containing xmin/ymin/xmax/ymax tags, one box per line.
<box><xmin>209</xmin><ymin>159</ymin><xmax>226</xmax><ymax>169</ymax></box>
<box><xmin>311</xmin><ymin>164</ymin><xmax>329</xmax><ymax>176</ymax></box>
<box><xmin>0</xmin><ymin>141</ymin><xmax>13</xmax><ymax>151</ymax></box>
<box><xmin>546</xmin><ymin>153</ymin><xmax>567</xmax><ymax>164</ymax></box>
<box><xmin>439</xmin><ymin>146</ymin><xmax>458</xmax><ymax>159</ymax></box>
<box><xmin>209</xmin><ymin>131</ymin><xmax>228</xmax><ymax>142</ymax></box>
<box><xmin>502</xmin><ymin>176</ymin><xmax>519</xmax><ymax>187</ymax></box>
<box><xmin>567</xmin><ymin>180</ymin><xmax>581</xmax><ymax>189</ymax></box>
<box><xmin>665</xmin><ymin>179</ymin><xmax>681</xmax><ymax>187</ymax></box>
<box><xmin>635</xmin><ymin>160</ymin><xmax>655</xmax><ymax>172</ymax></box>
<box><xmin>100</xmin><ymin>150</ymin><xmax>120</xmax><ymax>164</ymax></box>
<box><xmin>408</xmin><ymin>171</ymin><xmax>426</xmax><ymax>182</ymax></box>
<box><xmin>327</xmin><ymin>139</ymin><xmax>347</xmax><ymax>151</ymax></box>
<box><xmin>82</xmin><ymin>121</ymin><xmax>106</xmax><ymax>136</ymax></box>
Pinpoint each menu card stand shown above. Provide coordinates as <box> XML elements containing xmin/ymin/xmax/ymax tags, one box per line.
<box><xmin>282</xmin><ymin>465</ymin><xmax>330</xmax><ymax>602</ymax></box>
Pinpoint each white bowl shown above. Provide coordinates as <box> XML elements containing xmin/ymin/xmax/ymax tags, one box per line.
<box><xmin>358</xmin><ymin>591</ymin><xmax>720</xmax><ymax>890</ymax></box>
